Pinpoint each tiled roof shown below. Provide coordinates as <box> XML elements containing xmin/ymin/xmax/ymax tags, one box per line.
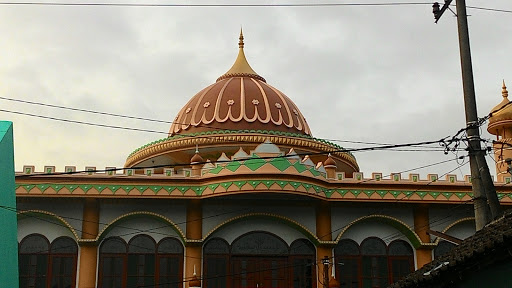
<box><xmin>390</xmin><ymin>210</ymin><xmax>512</xmax><ymax>288</ymax></box>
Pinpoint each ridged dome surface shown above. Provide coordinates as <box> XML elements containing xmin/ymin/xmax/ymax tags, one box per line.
<box><xmin>169</xmin><ymin>76</ymin><xmax>312</xmax><ymax>136</ymax></box>
<box><xmin>169</xmin><ymin>30</ymin><xmax>311</xmax><ymax>137</ymax></box>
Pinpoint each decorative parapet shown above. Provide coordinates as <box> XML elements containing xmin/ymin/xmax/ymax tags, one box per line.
<box><xmin>14</xmin><ymin>165</ymin><xmax>504</xmax><ymax>185</ymax></box>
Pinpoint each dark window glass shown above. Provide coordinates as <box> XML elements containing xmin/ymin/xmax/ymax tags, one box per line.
<box><xmin>388</xmin><ymin>240</ymin><xmax>413</xmax><ymax>283</ymax></box>
<box><xmin>290</xmin><ymin>239</ymin><xmax>315</xmax><ymax>255</ymax></box>
<box><xmin>50</xmin><ymin>237</ymin><xmax>78</xmax><ymax>288</ymax></box>
<box><xmin>434</xmin><ymin>241</ymin><xmax>456</xmax><ymax>258</ymax></box>
<box><xmin>19</xmin><ymin>234</ymin><xmax>50</xmax><ymax>288</ymax></box>
<box><xmin>231</xmin><ymin>232</ymin><xmax>288</xmax><ymax>255</ymax></box>
<box><xmin>157</xmin><ymin>238</ymin><xmax>183</xmax><ymax>288</ymax></box>
<box><xmin>361</xmin><ymin>238</ymin><xmax>388</xmax><ymax>288</ymax></box>
<box><xmin>335</xmin><ymin>240</ymin><xmax>361</xmax><ymax>288</ymax></box>
<box><xmin>127</xmin><ymin>235</ymin><xmax>156</xmax><ymax>287</ymax></box>
<box><xmin>388</xmin><ymin>240</ymin><xmax>413</xmax><ymax>256</ymax></box>
<box><xmin>361</xmin><ymin>238</ymin><xmax>386</xmax><ymax>255</ymax></box>
<box><xmin>100</xmin><ymin>237</ymin><xmax>127</xmax><ymax>288</ymax></box>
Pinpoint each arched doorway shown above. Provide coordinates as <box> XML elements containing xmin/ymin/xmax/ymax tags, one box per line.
<box><xmin>203</xmin><ymin>232</ymin><xmax>316</xmax><ymax>288</ymax></box>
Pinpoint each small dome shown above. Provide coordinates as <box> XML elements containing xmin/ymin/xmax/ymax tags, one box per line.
<box><xmin>488</xmin><ymin>81</ymin><xmax>512</xmax><ymax>134</ymax></box>
<box><xmin>324</xmin><ymin>154</ymin><xmax>336</xmax><ymax>167</ymax></box>
<box><xmin>190</xmin><ymin>152</ymin><xmax>204</xmax><ymax>164</ymax></box>
<box><xmin>169</xmin><ymin>30</ymin><xmax>311</xmax><ymax>137</ymax></box>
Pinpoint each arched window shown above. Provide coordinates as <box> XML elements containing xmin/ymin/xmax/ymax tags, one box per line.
<box><xmin>157</xmin><ymin>237</ymin><xmax>184</xmax><ymax>288</ymax></box>
<box><xmin>335</xmin><ymin>239</ymin><xmax>360</xmax><ymax>288</ymax></box>
<box><xmin>19</xmin><ymin>234</ymin><xmax>78</xmax><ymax>288</ymax></box>
<box><xmin>203</xmin><ymin>233</ymin><xmax>316</xmax><ymax>288</ymax></box>
<box><xmin>127</xmin><ymin>235</ymin><xmax>156</xmax><ymax>287</ymax></box>
<box><xmin>204</xmin><ymin>238</ymin><xmax>230</xmax><ymax>288</ymax></box>
<box><xmin>334</xmin><ymin>237</ymin><xmax>415</xmax><ymax>288</ymax></box>
<box><xmin>49</xmin><ymin>237</ymin><xmax>78</xmax><ymax>288</ymax></box>
<box><xmin>99</xmin><ymin>237</ymin><xmax>128</xmax><ymax>288</ymax></box>
<box><xmin>361</xmin><ymin>237</ymin><xmax>388</xmax><ymax>288</ymax></box>
<box><xmin>388</xmin><ymin>240</ymin><xmax>413</xmax><ymax>283</ymax></box>
<box><xmin>99</xmin><ymin>236</ymin><xmax>184</xmax><ymax>288</ymax></box>
<box><xmin>19</xmin><ymin>234</ymin><xmax>50</xmax><ymax>288</ymax></box>
<box><xmin>434</xmin><ymin>241</ymin><xmax>456</xmax><ymax>259</ymax></box>
<box><xmin>290</xmin><ymin>239</ymin><xmax>316</xmax><ymax>288</ymax></box>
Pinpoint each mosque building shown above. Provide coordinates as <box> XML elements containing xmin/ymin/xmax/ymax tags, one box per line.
<box><xmin>14</xmin><ymin>32</ymin><xmax>512</xmax><ymax>288</ymax></box>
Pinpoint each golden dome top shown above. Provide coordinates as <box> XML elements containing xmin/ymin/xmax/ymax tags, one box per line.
<box><xmin>487</xmin><ymin>80</ymin><xmax>512</xmax><ymax>134</ymax></box>
<box><xmin>216</xmin><ymin>29</ymin><xmax>266</xmax><ymax>82</ymax></box>
<box><xmin>169</xmin><ymin>32</ymin><xmax>311</xmax><ymax>137</ymax></box>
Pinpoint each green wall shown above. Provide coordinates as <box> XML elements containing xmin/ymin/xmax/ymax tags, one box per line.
<box><xmin>0</xmin><ymin>121</ymin><xmax>19</xmax><ymax>286</ymax></box>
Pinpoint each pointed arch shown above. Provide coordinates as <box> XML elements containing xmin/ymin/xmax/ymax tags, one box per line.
<box><xmin>334</xmin><ymin>214</ymin><xmax>423</xmax><ymax>248</ymax></box>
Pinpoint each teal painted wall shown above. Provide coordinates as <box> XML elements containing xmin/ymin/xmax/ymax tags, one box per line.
<box><xmin>0</xmin><ymin>121</ymin><xmax>19</xmax><ymax>286</ymax></box>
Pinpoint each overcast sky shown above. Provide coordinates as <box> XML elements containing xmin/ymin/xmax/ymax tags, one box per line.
<box><xmin>1</xmin><ymin>0</ymin><xmax>511</xmax><ymax>180</ymax></box>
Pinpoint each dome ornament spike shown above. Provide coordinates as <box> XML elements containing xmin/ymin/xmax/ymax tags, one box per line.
<box><xmin>239</xmin><ymin>27</ymin><xmax>244</xmax><ymax>48</ymax></box>
<box><xmin>216</xmin><ymin>29</ymin><xmax>266</xmax><ymax>83</ymax></box>
<box><xmin>503</xmin><ymin>79</ymin><xmax>508</xmax><ymax>98</ymax></box>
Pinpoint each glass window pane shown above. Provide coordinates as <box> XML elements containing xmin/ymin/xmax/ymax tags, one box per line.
<box><xmin>361</xmin><ymin>238</ymin><xmax>386</xmax><ymax>255</ymax></box>
<box><xmin>128</xmin><ymin>235</ymin><xmax>155</xmax><ymax>253</ymax></box>
<box><xmin>101</xmin><ymin>238</ymin><xmax>127</xmax><ymax>254</ymax></box>
<box><xmin>290</xmin><ymin>239</ymin><xmax>315</xmax><ymax>255</ymax></box>
<box><xmin>231</xmin><ymin>232</ymin><xmax>288</xmax><ymax>255</ymax></box>
<box><xmin>158</xmin><ymin>238</ymin><xmax>183</xmax><ymax>254</ymax></box>
<box><xmin>388</xmin><ymin>240</ymin><xmax>412</xmax><ymax>256</ymax></box>
<box><xmin>335</xmin><ymin>239</ymin><xmax>360</xmax><ymax>256</ymax></box>
<box><xmin>51</xmin><ymin>237</ymin><xmax>77</xmax><ymax>253</ymax></box>
<box><xmin>20</xmin><ymin>234</ymin><xmax>49</xmax><ymax>253</ymax></box>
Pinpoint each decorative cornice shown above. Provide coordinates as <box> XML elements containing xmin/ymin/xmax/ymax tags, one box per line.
<box><xmin>15</xmin><ymin>180</ymin><xmax>512</xmax><ymax>203</ymax></box>
<box><xmin>125</xmin><ymin>131</ymin><xmax>358</xmax><ymax>169</ymax></box>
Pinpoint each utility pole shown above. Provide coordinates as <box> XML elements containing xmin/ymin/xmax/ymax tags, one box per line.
<box><xmin>434</xmin><ymin>0</ymin><xmax>502</xmax><ymax>230</ymax></box>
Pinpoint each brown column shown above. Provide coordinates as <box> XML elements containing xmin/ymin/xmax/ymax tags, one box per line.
<box><xmin>185</xmin><ymin>200</ymin><xmax>202</xmax><ymax>287</ymax></box>
<box><xmin>413</xmin><ymin>205</ymin><xmax>432</xmax><ymax>268</ymax></box>
<box><xmin>78</xmin><ymin>198</ymin><xmax>100</xmax><ymax>288</ymax></box>
<box><xmin>316</xmin><ymin>201</ymin><xmax>333</xmax><ymax>287</ymax></box>
<box><xmin>316</xmin><ymin>201</ymin><xmax>332</xmax><ymax>241</ymax></box>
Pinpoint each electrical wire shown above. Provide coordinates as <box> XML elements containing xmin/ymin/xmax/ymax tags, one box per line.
<box><xmin>0</xmin><ymin>2</ymin><xmax>434</xmax><ymax>7</ymax></box>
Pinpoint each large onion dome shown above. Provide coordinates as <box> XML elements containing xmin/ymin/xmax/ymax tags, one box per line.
<box><xmin>125</xmin><ymin>31</ymin><xmax>358</xmax><ymax>176</ymax></box>
<box><xmin>169</xmin><ymin>31</ymin><xmax>311</xmax><ymax>137</ymax></box>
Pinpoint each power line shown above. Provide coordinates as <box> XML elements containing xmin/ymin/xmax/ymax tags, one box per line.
<box><xmin>0</xmin><ymin>96</ymin><xmax>450</xmax><ymax>151</ymax></box>
<box><xmin>0</xmin><ymin>2</ymin><xmax>433</xmax><ymax>7</ymax></box>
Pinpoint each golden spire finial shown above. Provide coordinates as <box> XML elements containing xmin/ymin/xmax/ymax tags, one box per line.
<box><xmin>216</xmin><ymin>29</ymin><xmax>266</xmax><ymax>82</ymax></box>
<box><xmin>503</xmin><ymin>79</ymin><xmax>508</xmax><ymax>98</ymax></box>
<box><xmin>239</xmin><ymin>27</ymin><xmax>244</xmax><ymax>48</ymax></box>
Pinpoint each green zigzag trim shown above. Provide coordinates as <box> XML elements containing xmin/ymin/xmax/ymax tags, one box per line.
<box><xmin>15</xmin><ymin>183</ymin><xmax>509</xmax><ymax>201</ymax></box>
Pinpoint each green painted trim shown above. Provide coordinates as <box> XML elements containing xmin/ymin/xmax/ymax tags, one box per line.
<box><xmin>15</xmin><ymin>182</ymin><xmax>497</xmax><ymax>201</ymax></box>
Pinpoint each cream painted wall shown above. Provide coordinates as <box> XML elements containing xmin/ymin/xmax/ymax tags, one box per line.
<box><xmin>331</xmin><ymin>206</ymin><xmax>415</xmax><ymax>240</ymax></box>
<box><xmin>339</xmin><ymin>220</ymin><xmax>411</xmax><ymax>246</ymax></box>
<box><xmin>17</xmin><ymin>199</ymin><xmax>83</xmax><ymax>235</ymax></box>
<box><xmin>429</xmin><ymin>206</ymin><xmax>474</xmax><ymax>232</ymax></box>
<box><xmin>100</xmin><ymin>215</ymin><xmax>183</xmax><ymax>244</ymax></box>
<box><xmin>99</xmin><ymin>200</ymin><xmax>187</xmax><ymax>234</ymax></box>
<box><xmin>18</xmin><ymin>215</ymin><xmax>77</xmax><ymax>243</ymax></box>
